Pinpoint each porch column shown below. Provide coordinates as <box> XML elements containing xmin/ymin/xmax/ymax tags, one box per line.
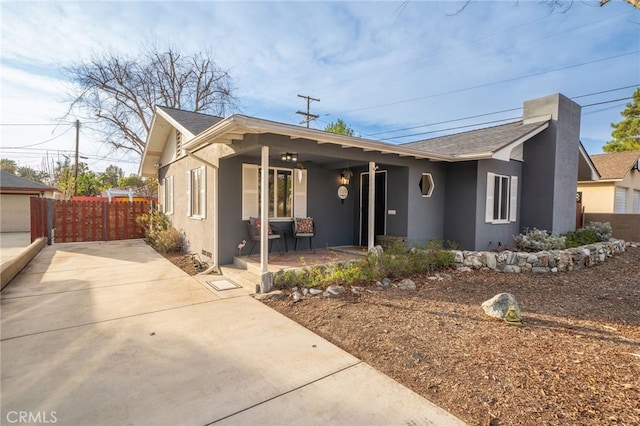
<box><xmin>259</xmin><ymin>145</ymin><xmax>273</xmax><ymax>292</ymax></box>
<box><xmin>212</xmin><ymin>166</ymin><xmax>219</xmax><ymax>270</ymax></box>
<box><xmin>368</xmin><ymin>161</ymin><xmax>376</xmax><ymax>250</ymax></box>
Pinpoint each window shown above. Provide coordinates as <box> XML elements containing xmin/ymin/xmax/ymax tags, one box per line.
<box><xmin>242</xmin><ymin>164</ymin><xmax>306</xmax><ymax>220</ymax></box>
<box><xmin>419</xmin><ymin>173</ymin><xmax>434</xmax><ymax>197</ymax></box>
<box><xmin>485</xmin><ymin>172</ymin><xmax>517</xmax><ymax>223</ymax></box>
<box><xmin>163</xmin><ymin>176</ymin><xmax>174</xmax><ymax>215</ymax></box>
<box><xmin>615</xmin><ymin>187</ymin><xmax>627</xmax><ymax>213</ymax></box>
<box><xmin>633</xmin><ymin>190</ymin><xmax>640</xmax><ymax>213</ymax></box>
<box><xmin>187</xmin><ymin>166</ymin><xmax>206</xmax><ymax>219</ymax></box>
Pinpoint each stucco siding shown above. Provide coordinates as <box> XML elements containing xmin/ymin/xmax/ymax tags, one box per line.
<box><xmin>1</xmin><ymin>194</ymin><xmax>32</xmax><ymax>232</ymax></box>
<box><xmin>475</xmin><ymin>159</ymin><xmax>522</xmax><ymax>250</ymax></box>
<box><xmin>405</xmin><ymin>161</ymin><xmax>446</xmax><ymax>246</ymax></box>
<box><xmin>443</xmin><ymin>162</ymin><xmax>477</xmax><ymax>250</ymax></box>
<box><xmin>521</xmin><ymin>93</ymin><xmax>580</xmax><ymax>234</ymax></box>
<box><xmin>578</xmin><ymin>182</ymin><xmax>615</xmax><ymax>213</ymax></box>
<box><xmin>158</xmin><ymin>156</ymin><xmax>215</xmax><ymax>262</ymax></box>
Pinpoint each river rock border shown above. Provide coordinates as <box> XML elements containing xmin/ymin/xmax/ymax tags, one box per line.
<box><xmin>451</xmin><ymin>239</ymin><xmax>626</xmax><ymax>273</ymax></box>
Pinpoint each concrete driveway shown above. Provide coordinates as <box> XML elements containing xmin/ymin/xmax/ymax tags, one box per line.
<box><xmin>1</xmin><ymin>239</ymin><xmax>464</xmax><ymax>425</ymax></box>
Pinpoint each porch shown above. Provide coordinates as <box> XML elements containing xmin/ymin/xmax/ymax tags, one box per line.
<box><xmin>198</xmin><ymin>247</ymin><xmax>369</xmax><ymax>295</ymax></box>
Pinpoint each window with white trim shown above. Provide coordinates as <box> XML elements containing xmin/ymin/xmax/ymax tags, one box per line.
<box><xmin>187</xmin><ymin>166</ymin><xmax>206</xmax><ymax>219</ymax></box>
<box><xmin>485</xmin><ymin>172</ymin><xmax>518</xmax><ymax>224</ymax></box>
<box><xmin>242</xmin><ymin>164</ymin><xmax>307</xmax><ymax>220</ymax></box>
<box><xmin>163</xmin><ymin>176</ymin><xmax>174</xmax><ymax>215</ymax></box>
<box><xmin>633</xmin><ymin>190</ymin><xmax>640</xmax><ymax>213</ymax></box>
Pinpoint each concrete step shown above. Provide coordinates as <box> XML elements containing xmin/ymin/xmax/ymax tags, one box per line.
<box><xmin>219</xmin><ymin>265</ymin><xmax>260</xmax><ymax>293</ymax></box>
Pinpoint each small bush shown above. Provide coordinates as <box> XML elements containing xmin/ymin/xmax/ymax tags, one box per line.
<box><xmin>584</xmin><ymin>221</ymin><xmax>612</xmax><ymax>242</ymax></box>
<box><xmin>425</xmin><ymin>239</ymin><xmax>456</xmax><ymax>270</ymax></box>
<box><xmin>151</xmin><ymin>228</ymin><xmax>182</xmax><ymax>253</ymax></box>
<box><xmin>514</xmin><ymin>228</ymin><xmax>566</xmax><ymax>252</ymax></box>
<box><xmin>136</xmin><ymin>209</ymin><xmax>182</xmax><ymax>253</ymax></box>
<box><xmin>563</xmin><ymin>228</ymin><xmax>597</xmax><ymax>248</ymax></box>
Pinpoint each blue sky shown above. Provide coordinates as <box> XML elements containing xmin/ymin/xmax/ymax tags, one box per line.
<box><xmin>1</xmin><ymin>0</ymin><xmax>639</xmax><ymax>176</ymax></box>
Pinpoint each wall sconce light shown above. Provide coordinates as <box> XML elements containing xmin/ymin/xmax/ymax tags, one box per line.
<box><xmin>340</xmin><ymin>168</ymin><xmax>353</xmax><ymax>185</ymax></box>
<box><xmin>280</xmin><ymin>152</ymin><xmax>298</xmax><ymax>162</ymax></box>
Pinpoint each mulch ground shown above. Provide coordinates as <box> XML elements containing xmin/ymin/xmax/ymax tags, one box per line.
<box><xmin>263</xmin><ymin>247</ymin><xmax>640</xmax><ymax>426</ymax></box>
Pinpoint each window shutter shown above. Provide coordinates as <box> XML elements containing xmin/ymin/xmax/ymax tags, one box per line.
<box><xmin>485</xmin><ymin>172</ymin><xmax>495</xmax><ymax>223</ymax></box>
<box><xmin>293</xmin><ymin>169</ymin><xmax>307</xmax><ymax>218</ymax></box>
<box><xmin>242</xmin><ymin>164</ymin><xmax>259</xmax><ymax>220</ymax></box>
<box><xmin>200</xmin><ymin>166</ymin><xmax>207</xmax><ymax>219</ymax></box>
<box><xmin>186</xmin><ymin>170</ymin><xmax>192</xmax><ymax>217</ymax></box>
<box><xmin>168</xmin><ymin>176</ymin><xmax>174</xmax><ymax>215</ymax></box>
<box><xmin>509</xmin><ymin>176</ymin><xmax>518</xmax><ymax>222</ymax></box>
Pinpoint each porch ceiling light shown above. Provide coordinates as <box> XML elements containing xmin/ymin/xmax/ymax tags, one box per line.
<box><xmin>281</xmin><ymin>152</ymin><xmax>298</xmax><ymax>162</ymax></box>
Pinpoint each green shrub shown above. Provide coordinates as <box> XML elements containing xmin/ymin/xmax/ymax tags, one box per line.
<box><xmin>514</xmin><ymin>228</ymin><xmax>566</xmax><ymax>252</ymax></box>
<box><xmin>563</xmin><ymin>228</ymin><xmax>597</xmax><ymax>248</ymax></box>
<box><xmin>425</xmin><ymin>239</ymin><xmax>456</xmax><ymax>269</ymax></box>
<box><xmin>584</xmin><ymin>221</ymin><xmax>612</xmax><ymax>242</ymax></box>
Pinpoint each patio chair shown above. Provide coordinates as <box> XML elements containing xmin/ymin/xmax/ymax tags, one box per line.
<box><xmin>245</xmin><ymin>219</ymin><xmax>283</xmax><ymax>255</ymax></box>
<box><xmin>293</xmin><ymin>217</ymin><xmax>315</xmax><ymax>252</ymax></box>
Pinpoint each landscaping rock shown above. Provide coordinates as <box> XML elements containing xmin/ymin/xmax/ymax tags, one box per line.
<box><xmin>455</xmin><ymin>266</ymin><xmax>472</xmax><ymax>273</ymax></box>
<box><xmin>481</xmin><ymin>293</ymin><xmax>521</xmax><ymax>319</ymax></box>
<box><xmin>308</xmin><ymin>288</ymin><xmax>323</xmax><ymax>296</ymax></box>
<box><xmin>398</xmin><ymin>278</ymin><xmax>416</xmax><ymax>290</ymax></box>
<box><xmin>254</xmin><ymin>290</ymin><xmax>285</xmax><ymax>301</ymax></box>
<box><xmin>503</xmin><ymin>265</ymin><xmax>521</xmax><ymax>273</ymax></box>
<box><xmin>291</xmin><ymin>291</ymin><xmax>302</xmax><ymax>303</ymax></box>
<box><xmin>382</xmin><ymin>277</ymin><xmax>392</xmax><ymax>287</ymax></box>
<box><xmin>323</xmin><ymin>285</ymin><xmax>346</xmax><ymax>297</ymax></box>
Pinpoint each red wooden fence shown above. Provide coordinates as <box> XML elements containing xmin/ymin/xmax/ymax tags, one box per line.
<box><xmin>53</xmin><ymin>200</ymin><xmax>151</xmax><ymax>243</ymax></box>
<box><xmin>30</xmin><ymin>197</ymin><xmax>50</xmax><ymax>242</ymax></box>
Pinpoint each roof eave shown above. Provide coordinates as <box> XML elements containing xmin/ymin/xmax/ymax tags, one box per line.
<box><xmin>184</xmin><ymin>115</ymin><xmax>455</xmax><ymax>162</ymax></box>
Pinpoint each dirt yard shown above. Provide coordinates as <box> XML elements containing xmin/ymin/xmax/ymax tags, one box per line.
<box><xmin>263</xmin><ymin>247</ymin><xmax>640</xmax><ymax>426</ymax></box>
<box><xmin>164</xmin><ymin>247</ymin><xmax>640</xmax><ymax>425</ymax></box>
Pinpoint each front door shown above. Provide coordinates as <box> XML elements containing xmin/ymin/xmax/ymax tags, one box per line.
<box><xmin>360</xmin><ymin>170</ymin><xmax>387</xmax><ymax>246</ymax></box>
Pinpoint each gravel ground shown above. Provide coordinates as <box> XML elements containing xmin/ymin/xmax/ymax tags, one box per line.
<box><xmin>263</xmin><ymin>247</ymin><xmax>640</xmax><ymax>426</ymax></box>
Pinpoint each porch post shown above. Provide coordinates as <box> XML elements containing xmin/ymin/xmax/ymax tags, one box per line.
<box><xmin>368</xmin><ymin>161</ymin><xmax>376</xmax><ymax>250</ymax></box>
<box><xmin>212</xmin><ymin>166</ymin><xmax>219</xmax><ymax>270</ymax></box>
<box><xmin>259</xmin><ymin>145</ymin><xmax>273</xmax><ymax>292</ymax></box>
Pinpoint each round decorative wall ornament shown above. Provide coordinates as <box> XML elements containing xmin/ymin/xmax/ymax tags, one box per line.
<box><xmin>337</xmin><ymin>185</ymin><xmax>349</xmax><ymax>200</ymax></box>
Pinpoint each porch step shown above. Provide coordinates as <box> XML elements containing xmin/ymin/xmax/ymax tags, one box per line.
<box><xmin>219</xmin><ymin>265</ymin><xmax>260</xmax><ymax>293</ymax></box>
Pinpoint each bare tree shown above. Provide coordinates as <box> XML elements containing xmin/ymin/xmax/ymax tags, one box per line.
<box><xmin>449</xmin><ymin>0</ymin><xmax>639</xmax><ymax>15</ymax></box>
<box><xmin>64</xmin><ymin>46</ymin><xmax>237</xmax><ymax>157</ymax></box>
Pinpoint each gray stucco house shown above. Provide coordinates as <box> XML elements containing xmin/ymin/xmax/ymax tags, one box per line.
<box><xmin>139</xmin><ymin>93</ymin><xmax>596</xmax><ymax>285</ymax></box>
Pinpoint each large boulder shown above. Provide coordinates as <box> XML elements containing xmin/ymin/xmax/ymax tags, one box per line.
<box><xmin>481</xmin><ymin>293</ymin><xmax>521</xmax><ymax>319</ymax></box>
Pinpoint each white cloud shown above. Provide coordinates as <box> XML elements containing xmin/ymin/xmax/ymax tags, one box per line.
<box><xmin>0</xmin><ymin>0</ymin><xmax>638</xmax><ymax>175</ymax></box>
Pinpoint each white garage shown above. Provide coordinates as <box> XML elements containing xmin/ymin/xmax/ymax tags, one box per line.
<box><xmin>0</xmin><ymin>172</ymin><xmax>59</xmax><ymax>233</ymax></box>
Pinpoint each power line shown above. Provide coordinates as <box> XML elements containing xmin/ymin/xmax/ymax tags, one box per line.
<box><xmin>2</xmin><ymin>125</ymin><xmax>74</xmax><ymax>148</ymax></box>
<box><xmin>380</xmin><ymin>117</ymin><xmax>522</xmax><ymax>141</ymax></box>
<box><xmin>329</xmin><ymin>51</ymin><xmax>639</xmax><ymax>116</ymax></box>
<box><xmin>361</xmin><ymin>85</ymin><xmax>637</xmax><ymax>139</ymax></box>
<box><xmin>296</xmin><ymin>94</ymin><xmax>320</xmax><ymax>128</ymax></box>
<box><xmin>0</xmin><ymin>122</ymin><xmax>71</xmax><ymax>126</ymax></box>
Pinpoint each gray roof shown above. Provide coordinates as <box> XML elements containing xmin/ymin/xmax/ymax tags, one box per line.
<box><xmin>0</xmin><ymin>171</ymin><xmax>56</xmax><ymax>191</ymax></box>
<box><xmin>402</xmin><ymin>120</ymin><xmax>549</xmax><ymax>157</ymax></box>
<box><xmin>157</xmin><ymin>106</ymin><xmax>224</xmax><ymax>136</ymax></box>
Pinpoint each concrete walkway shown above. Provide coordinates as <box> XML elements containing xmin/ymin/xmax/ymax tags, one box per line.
<box><xmin>0</xmin><ymin>232</ymin><xmax>31</xmax><ymax>263</ymax></box>
<box><xmin>1</xmin><ymin>239</ymin><xmax>465</xmax><ymax>426</ymax></box>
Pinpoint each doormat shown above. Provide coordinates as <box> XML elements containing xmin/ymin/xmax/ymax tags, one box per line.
<box><xmin>206</xmin><ymin>280</ymin><xmax>241</xmax><ymax>291</ymax></box>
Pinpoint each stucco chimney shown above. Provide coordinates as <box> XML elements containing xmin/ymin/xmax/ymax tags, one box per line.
<box><xmin>520</xmin><ymin>93</ymin><xmax>581</xmax><ymax>234</ymax></box>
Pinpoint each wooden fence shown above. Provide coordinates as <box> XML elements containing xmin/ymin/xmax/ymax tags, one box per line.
<box><xmin>31</xmin><ymin>198</ymin><xmax>152</xmax><ymax>243</ymax></box>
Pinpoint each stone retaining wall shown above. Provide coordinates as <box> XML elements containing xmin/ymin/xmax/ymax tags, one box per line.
<box><xmin>451</xmin><ymin>239</ymin><xmax>626</xmax><ymax>273</ymax></box>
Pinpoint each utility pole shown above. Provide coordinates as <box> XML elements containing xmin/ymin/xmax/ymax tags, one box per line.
<box><xmin>296</xmin><ymin>94</ymin><xmax>320</xmax><ymax>128</ymax></box>
<box><xmin>73</xmin><ymin>119</ymin><xmax>80</xmax><ymax>197</ymax></box>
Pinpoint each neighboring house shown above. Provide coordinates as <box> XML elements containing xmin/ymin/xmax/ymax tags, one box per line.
<box><xmin>578</xmin><ymin>151</ymin><xmax>640</xmax><ymax>213</ymax></box>
<box><xmin>0</xmin><ymin>171</ymin><xmax>59</xmax><ymax>232</ymax></box>
<box><xmin>139</xmin><ymin>93</ymin><xmax>596</xmax><ymax>277</ymax></box>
